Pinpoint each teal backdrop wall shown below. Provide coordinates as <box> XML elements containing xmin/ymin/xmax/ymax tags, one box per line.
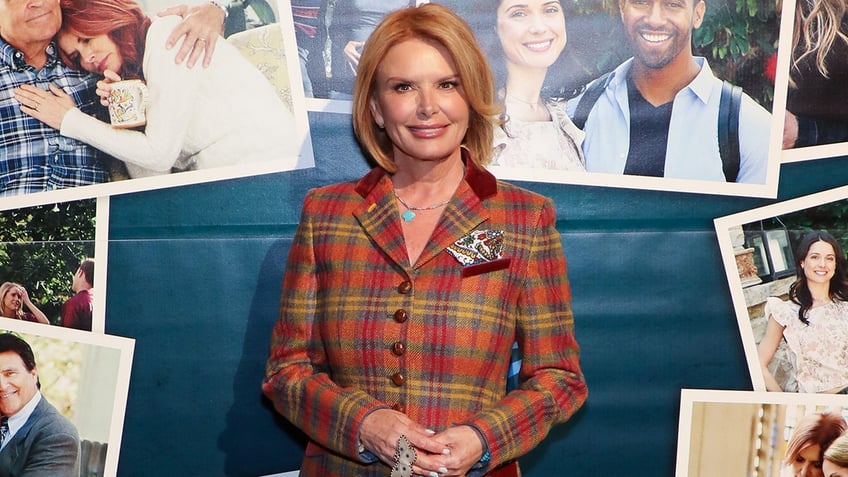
<box><xmin>104</xmin><ymin>111</ymin><xmax>848</xmax><ymax>476</ymax></box>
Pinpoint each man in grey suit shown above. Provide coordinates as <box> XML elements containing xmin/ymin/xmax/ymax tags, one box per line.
<box><xmin>0</xmin><ymin>333</ymin><xmax>79</xmax><ymax>477</ymax></box>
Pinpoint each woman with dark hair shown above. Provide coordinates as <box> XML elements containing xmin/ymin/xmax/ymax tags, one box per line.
<box><xmin>262</xmin><ymin>4</ymin><xmax>586</xmax><ymax>476</ymax></box>
<box><xmin>0</xmin><ymin>282</ymin><xmax>49</xmax><ymax>324</ymax></box>
<box><xmin>14</xmin><ymin>0</ymin><xmax>299</xmax><ymax>178</ymax></box>
<box><xmin>785</xmin><ymin>412</ymin><xmax>847</xmax><ymax>477</ymax></box>
<box><xmin>454</xmin><ymin>0</ymin><xmax>584</xmax><ymax>171</ymax></box>
<box><xmin>758</xmin><ymin>230</ymin><xmax>848</xmax><ymax>392</ymax></box>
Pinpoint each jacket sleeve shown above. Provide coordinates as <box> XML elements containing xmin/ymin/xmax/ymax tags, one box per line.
<box><xmin>462</xmin><ymin>198</ymin><xmax>587</xmax><ymax>472</ymax></box>
<box><xmin>261</xmin><ymin>191</ymin><xmax>389</xmax><ymax>460</ymax></box>
<box><xmin>20</xmin><ymin>408</ymin><xmax>80</xmax><ymax>477</ymax></box>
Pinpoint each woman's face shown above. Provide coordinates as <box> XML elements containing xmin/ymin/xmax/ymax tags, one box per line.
<box><xmin>2</xmin><ymin>288</ymin><xmax>21</xmax><ymax>315</ymax></box>
<box><xmin>369</xmin><ymin>39</ymin><xmax>469</xmax><ymax>165</ymax></box>
<box><xmin>57</xmin><ymin>31</ymin><xmax>123</xmax><ymax>75</ymax></box>
<box><xmin>824</xmin><ymin>459</ymin><xmax>848</xmax><ymax>477</ymax></box>
<box><xmin>822</xmin><ymin>459</ymin><xmax>848</xmax><ymax>477</ymax></box>
<box><xmin>801</xmin><ymin>240</ymin><xmax>837</xmax><ymax>287</ymax></box>
<box><xmin>496</xmin><ymin>0</ymin><xmax>566</xmax><ymax>71</ymax></box>
<box><xmin>793</xmin><ymin>443</ymin><xmax>824</xmax><ymax>477</ymax></box>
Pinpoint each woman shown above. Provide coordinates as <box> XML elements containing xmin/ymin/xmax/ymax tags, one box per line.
<box><xmin>785</xmin><ymin>412</ymin><xmax>847</xmax><ymax>477</ymax></box>
<box><xmin>758</xmin><ymin>230</ymin><xmax>848</xmax><ymax>393</ymax></box>
<box><xmin>824</xmin><ymin>430</ymin><xmax>848</xmax><ymax>476</ymax></box>
<box><xmin>784</xmin><ymin>0</ymin><xmax>848</xmax><ymax>148</ymax></box>
<box><xmin>261</xmin><ymin>4</ymin><xmax>587</xmax><ymax>477</ymax></box>
<box><xmin>14</xmin><ymin>0</ymin><xmax>298</xmax><ymax>178</ymax></box>
<box><xmin>0</xmin><ymin>282</ymin><xmax>49</xmax><ymax>324</ymax></box>
<box><xmin>460</xmin><ymin>0</ymin><xmax>584</xmax><ymax>170</ymax></box>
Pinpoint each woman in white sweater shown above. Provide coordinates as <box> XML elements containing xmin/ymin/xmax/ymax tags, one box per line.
<box><xmin>15</xmin><ymin>0</ymin><xmax>299</xmax><ymax>178</ymax></box>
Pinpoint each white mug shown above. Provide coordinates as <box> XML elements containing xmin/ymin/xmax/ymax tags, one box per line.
<box><xmin>107</xmin><ymin>79</ymin><xmax>148</xmax><ymax>128</ymax></box>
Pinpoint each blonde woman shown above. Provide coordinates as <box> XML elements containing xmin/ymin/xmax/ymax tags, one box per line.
<box><xmin>824</xmin><ymin>430</ymin><xmax>848</xmax><ymax>476</ymax></box>
<box><xmin>784</xmin><ymin>0</ymin><xmax>848</xmax><ymax>148</ymax></box>
<box><xmin>0</xmin><ymin>282</ymin><xmax>49</xmax><ymax>324</ymax></box>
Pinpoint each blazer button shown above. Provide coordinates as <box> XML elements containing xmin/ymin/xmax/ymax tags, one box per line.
<box><xmin>391</xmin><ymin>372</ymin><xmax>405</xmax><ymax>386</ymax></box>
<box><xmin>397</xmin><ymin>281</ymin><xmax>412</xmax><ymax>294</ymax></box>
<box><xmin>392</xmin><ymin>403</ymin><xmax>406</xmax><ymax>413</ymax></box>
<box><xmin>392</xmin><ymin>341</ymin><xmax>406</xmax><ymax>356</ymax></box>
<box><xmin>393</xmin><ymin>309</ymin><xmax>408</xmax><ymax>323</ymax></box>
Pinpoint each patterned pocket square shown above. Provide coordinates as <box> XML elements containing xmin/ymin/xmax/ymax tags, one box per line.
<box><xmin>447</xmin><ymin>229</ymin><xmax>505</xmax><ymax>265</ymax></box>
<box><xmin>447</xmin><ymin>229</ymin><xmax>510</xmax><ymax>277</ymax></box>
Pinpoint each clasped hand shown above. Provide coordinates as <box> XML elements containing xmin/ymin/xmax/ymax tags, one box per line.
<box><xmin>359</xmin><ymin>409</ymin><xmax>484</xmax><ymax>476</ymax></box>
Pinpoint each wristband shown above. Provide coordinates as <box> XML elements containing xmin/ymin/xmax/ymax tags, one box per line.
<box><xmin>480</xmin><ymin>448</ymin><xmax>490</xmax><ymax>464</ymax></box>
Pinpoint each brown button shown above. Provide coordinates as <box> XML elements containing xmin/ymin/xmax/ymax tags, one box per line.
<box><xmin>391</xmin><ymin>341</ymin><xmax>406</xmax><ymax>356</ymax></box>
<box><xmin>391</xmin><ymin>372</ymin><xmax>405</xmax><ymax>386</ymax></box>
<box><xmin>397</xmin><ymin>281</ymin><xmax>412</xmax><ymax>294</ymax></box>
<box><xmin>392</xmin><ymin>403</ymin><xmax>406</xmax><ymax>413</ymax></box>
<box><xmin>393</xmin><ymin>309</ymin><xmax>408</xmax><ymax>323</ymax></box>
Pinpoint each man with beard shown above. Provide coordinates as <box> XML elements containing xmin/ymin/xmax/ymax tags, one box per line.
<box><xmin>567</xmin><ymin>0</ymin><xmax>771</xmax><ymax>183</ymax></box>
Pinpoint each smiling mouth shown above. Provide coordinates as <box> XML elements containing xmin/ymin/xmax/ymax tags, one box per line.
<box><xmin>0</xmin><ymin>390</ymin><xmax>17</xmax><ymax>399</ymax></box>
<box><xmin>524</xmin><ymin>39</ymin><xmax>554</xmax><ymax>52</ymax></box>
<box><xmin>408</xmin><ymin>124</ymin><xmax>447</xmax><ymax>137</ymax></box>
<box><xmin>640</xmin><ymin>31</ymin><xmax>672</xmax><ymax>43</ymax></box>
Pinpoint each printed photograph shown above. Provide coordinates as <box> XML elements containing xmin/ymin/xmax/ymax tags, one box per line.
<box><xmin>716</xmin><ymin>185</ymin><xmax>848</xmax><ymax>393</ymax></box>
<box><xmin>295</xmin><ymin>0</ymin><xmax>786</xmax><ymax>197</ymax></box>
<box><xmin>0</xmin><ymin>319</ymin><xmax>134</xmax><ymax>477</ymax></box>
<box><xmin>0</xmin><ymin>197</ymin><xmax>108</xmax><ymax>333</ymax></box>
<box><xmin>676</xmin><ymin>389</ymin><xmax>848</xmax><ymax>477</ymax></box>
<box><xmin>779</xmin><ymin>0</ymin><xmax>848</xmax><ymax>164</ymax></box>
<box><xmin>0</xmin><ymin>0</ymin><xmax>313</xmax><ymax>211</ymax></box>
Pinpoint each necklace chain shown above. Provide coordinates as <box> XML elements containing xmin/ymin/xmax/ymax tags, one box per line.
<box><xmin>393</xmin><ymin>190</ymin><xmax>451</xmax><ymax>222</ymax></box>
<box><xmin>505</xmin><ymin>93</ymin><xmax>544</xmax><ymax>108</ymax></box>
<box><xmin>393</xmin><ymin>190</ymin><xmax>451</xmax><ymax>211</ymax></box>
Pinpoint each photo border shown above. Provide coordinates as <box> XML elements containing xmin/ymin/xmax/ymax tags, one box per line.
<box><xmin>0</xmin><ymin>197</ymin><xmax>105</xmax><ymax>332</ymax></box>
<box><xmin>676</xmin><ymin>388</ymin><xmax>848</xmax><ymax>477</ymax></box>
<box><xmin>294</xmin><ymin>0</ymin><xmax>789</xmax><ymax>198</ymax></box>
<box><xmin>0</xmin><ymin>0</ymin><xmax>313</xmax><ymax>213</ymax></box>
<box><xmin>715</xmin><ymin>184</ymin><xmax>848</xmax><ymax>392</ymax></box>
<box><xmin>0</xmin><ymin>318</ymin><xmax>135</xmax><ymax>477</ymax></box>
<box><xmin>777</xmin><ymin>0</ymin><xmax>848</xmax><ymax>164</ymax></box>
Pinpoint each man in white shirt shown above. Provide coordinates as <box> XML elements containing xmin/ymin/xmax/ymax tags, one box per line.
<box><xmin>567</xmin><ymin>0</ymin><xmax>771</xmax><ymax>183</ymax></box>
<box><xmin>0</xmin><ymin>333</ymin><xmax>79</xmax><ymax>477</ymax></box>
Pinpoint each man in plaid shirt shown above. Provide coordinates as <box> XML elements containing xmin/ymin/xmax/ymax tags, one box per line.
<box><xmin>0</xmin><ymin>1</ymin><xmax>227</xmax><ymax>197</ymax></box>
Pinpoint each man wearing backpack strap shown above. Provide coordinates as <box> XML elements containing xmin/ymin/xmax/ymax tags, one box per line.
<box><xmin>566</xmin><ymin>0</ymin><xmax>771</xmax><ymax>183</ymax></box>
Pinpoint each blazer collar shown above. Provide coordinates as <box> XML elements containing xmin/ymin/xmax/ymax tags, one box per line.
<box><xmin>354</xmin><ymin>149</ymin><xmax>498</xmax><ymax>201</ymax></box>
<box><xmin>352</xmin><ymin>149</ymin><xmax>497</xmax><ymax>270</ymax></box>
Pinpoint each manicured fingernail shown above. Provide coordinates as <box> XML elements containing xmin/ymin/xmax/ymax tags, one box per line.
<box><xmin>429</xmin><ymin>472</ymin><xmax>438</xmax><ymax>477</ymax></box>
<box><xmin>439</xmin><ymin>467</ymin><xmax>448</xmax><ymax>473</ymax></box>
<box><xmin>425</xmin><ymin>429</ymin><xmax>435</xmax><ymax>435</ymax></box>
<box><xmin>442</xmin><ymin>448</ymin><xmax>450</xmax><ymax>455</ymax></box>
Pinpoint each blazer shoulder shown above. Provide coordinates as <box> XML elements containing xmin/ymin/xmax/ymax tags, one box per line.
<box><xmin>306</xmin><ymin>182</ymin><xmax>359</xmax><ymax>199</ymax></box>
<box><xmin>30</xmin><ymin>398</ymin><xmax>79</xmax><ymax>438</ymax></box>
<box><xmin>494</xmin><ymin>180</ymin><xmax>554</xmax><ymax>208</ymax></box>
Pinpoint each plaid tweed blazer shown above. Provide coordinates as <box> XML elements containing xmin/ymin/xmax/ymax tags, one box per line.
<box><xmin>263</xmin><ymin>156</ymin><xmax>587</xmax><ymax>476</ymax></box>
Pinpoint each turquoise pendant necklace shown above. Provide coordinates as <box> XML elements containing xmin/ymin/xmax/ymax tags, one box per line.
<box><xmin>393</xmin><ymin>190</ymin><xmax>451</xmax><ymax>222</ymax></box>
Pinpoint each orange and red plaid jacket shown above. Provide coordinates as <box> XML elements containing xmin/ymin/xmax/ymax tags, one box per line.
<box><xmin>263</xmin><ymin>157</ymin><xmax>587</xmax><ymax>476</ymax></box>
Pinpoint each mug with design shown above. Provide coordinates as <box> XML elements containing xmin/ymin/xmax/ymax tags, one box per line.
<box><xmin>107</xmin><ymin>79</ymin><xmax>148</xmax><ymax>128</ymax></box>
